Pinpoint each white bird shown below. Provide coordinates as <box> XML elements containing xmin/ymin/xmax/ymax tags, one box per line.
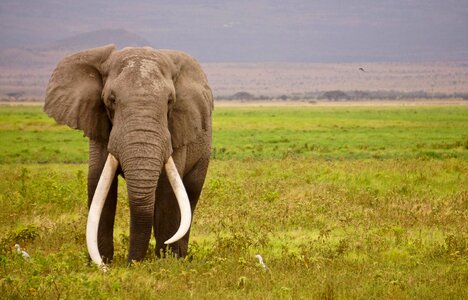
<box><xmin>255</xmin><ymin>254</ymin><xmax>267</xmax><ymax>269</ymax></box>
<box><xmin>15</xmin><ymin>244</ymin><xmax>30</xmax><ymax>259</ymax></box>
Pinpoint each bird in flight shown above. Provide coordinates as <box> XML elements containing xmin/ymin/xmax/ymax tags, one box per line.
<box><xmin>359</xmin><ymin>67</ymin><xmax>366</xmax><ymax>72</ymax></box>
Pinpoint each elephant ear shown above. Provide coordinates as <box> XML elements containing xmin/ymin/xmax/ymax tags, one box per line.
<box><xmin>168</xmin><ymin>52</ymin><xmax>214</xmax><ymax>150</ymax></box>
<box><xmin>44</xmin><ymin>44</ymin><xmax>116</xmax><ymax>142</ymax></box>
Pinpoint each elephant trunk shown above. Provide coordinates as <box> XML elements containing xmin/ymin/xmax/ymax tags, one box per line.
<box><xmin>86</xmin><ymin>118</ymin><xmax>192</xmax><ymax>267</ymax></box>
<box><xmin>119</xmin><ymin>135</ymin><xmax>163</xmax><ymax>261</ymax></box>
<box><xmin>114</xmin><ymin>121</ymin><xmax>170</xmax><ymax>262</ymax></box>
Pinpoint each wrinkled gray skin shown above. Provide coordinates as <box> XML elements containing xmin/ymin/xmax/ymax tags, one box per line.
<box><xmin>44</xmin><ymin>44</ymin><xmax>213</xmax><ymax>263</ymax></box>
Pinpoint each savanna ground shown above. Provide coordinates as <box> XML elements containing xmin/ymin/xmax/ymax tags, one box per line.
<box><xmin>0</xmin><ymin>103</ymin><xmax>467</xmax><ymax>299</ymax></box>
<box><xmin>2</xmin><ymin>60</ymin><xmax>468</xmax><ymax>99</ymax></box>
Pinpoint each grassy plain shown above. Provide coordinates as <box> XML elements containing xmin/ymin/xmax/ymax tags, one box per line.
<box><xmin>0</xmin><ymin>104</ymin><xmax>467</xmax><ymax>299</ymax></box>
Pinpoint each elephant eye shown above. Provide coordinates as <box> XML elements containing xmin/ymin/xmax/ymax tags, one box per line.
<box><xmin>109</xmin><ymin>94</ymin><xmax>116</xmax><ymax>104</ymax></box>
<box><xmin>168</xmin><ymin>93</ymin><xmax>174</xmax><ymax>105</ymax></box>
<box><xmin>107</xmin><ymin>93</ymin><xmax>117</xmax><ymax>108</ymax></box>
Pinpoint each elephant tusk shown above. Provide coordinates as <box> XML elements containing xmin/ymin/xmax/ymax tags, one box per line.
<box><xmin>86</xmin><ymin>153</ymin><xmax>118</xmax><ymax>270</ymax></box>
<box><xmin>164</xmin><ymin>156</ymin><xmax>192</xmax><ymax>245</ymax></box>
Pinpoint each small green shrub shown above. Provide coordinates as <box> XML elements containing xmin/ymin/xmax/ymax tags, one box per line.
<box><xmin>0</xmin><ymin>225</ymin><xmax>40</xmax><ymax>255</ymax></box>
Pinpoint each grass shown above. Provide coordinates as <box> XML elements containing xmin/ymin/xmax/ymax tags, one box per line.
<box><xmin>0</xmin><ymin>104</ymin><xmax>467</xmax><ymax>299</ymax></box>
<box><xmin>0</xmin><ymin>106</ymin><xmax>88</xmax><ymax>164</ymax></box>
<box><xmin>212</xmin><ymin>106</ymin><xmax>468</xmax><ymax>160</ymax></box>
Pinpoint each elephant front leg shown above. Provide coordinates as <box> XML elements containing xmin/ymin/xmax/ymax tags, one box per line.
<box><xmin>154</xmin><ymin>156</ymin><xmax>209</xmax><ymax>258</ymax></box>
<box><xmin>153</xmin><ymin>170</ymin><xmax>186</xmax><ymax>257</ymax></box>
<box><xmin>88</xmin><ymin>140</ymin><xmax>118</xmax><ymax>263</ymax></box>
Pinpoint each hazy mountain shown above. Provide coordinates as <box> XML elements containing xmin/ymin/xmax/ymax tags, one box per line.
<box><xmin>0</xmin><ymin>29</ymin><xmax>152</xmax><ymax>68</ymax></box>
<box><xmin>1</xmin><ymin>1</ymin><xmax>467</xmax><ymax>100</ymax></box>
<box><xmin>1</xmin><ymin>0</ymin><xmax>467</xmax><ymax>62</ymax></box>
<box><xmin>45</xmin><ymin>28</ymin><xmax>152</xmax><ymax>51</ymax></box>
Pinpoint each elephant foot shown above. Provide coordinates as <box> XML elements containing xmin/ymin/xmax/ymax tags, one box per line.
<box><xmin>156</xmin><ymin>240</ymin><xmax>188</xmax><ymax>258</ymax></box>
<box><xmin>98</xmin><ymin>243</ymin><xmax>114</xmax><ymax>264</ymax></box>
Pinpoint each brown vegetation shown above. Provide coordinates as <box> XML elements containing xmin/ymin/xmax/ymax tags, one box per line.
<box><xmin>1</xmin><ymin>51</ymin><xmax>468</xmax><ymax>101</ymax></box>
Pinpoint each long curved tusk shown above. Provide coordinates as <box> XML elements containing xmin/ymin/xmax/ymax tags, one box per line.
<box><xmin>86</xmin><ymin>153</ymin><xmax>118</xmax><ymax>269</ymax></box>
<box><xmin>164</xmin><ymin>156</ymin><xmax>192</xmax><ymax>245</ymax></box>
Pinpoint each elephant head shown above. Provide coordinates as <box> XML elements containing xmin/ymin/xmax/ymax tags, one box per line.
<box><xmin>44</xmin><ymin>44</ymin><xmax>213</xmax><ymax>267</ymax></box>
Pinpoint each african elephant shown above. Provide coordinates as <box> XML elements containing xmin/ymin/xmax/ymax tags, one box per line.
<box><xmin>44</xmin><ymin>44</ymin><xmax>213</xmax><ymax>266</ymax></box>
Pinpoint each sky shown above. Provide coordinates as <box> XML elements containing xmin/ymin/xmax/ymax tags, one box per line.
<box><xmin>1</xmin><ymin>0</ymin><xmax>467</xmax><ymax>62</ymax></box>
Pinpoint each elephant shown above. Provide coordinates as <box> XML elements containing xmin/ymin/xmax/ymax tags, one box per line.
<box><xmin>44</xmin><ymin>44</ymin><xmax>213</xmax><ymax>266</ymax></box>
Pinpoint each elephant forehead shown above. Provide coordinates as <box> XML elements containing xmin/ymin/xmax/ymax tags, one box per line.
<box><xmin>139</xmin><ymin>58</ymin><xmax>159</xmax><ymax>79</ymax></box>
<box><xmin>118</xmin><ymin>57</ymin><xmax>168</xmax><ymax>91</ymax></box>
<box><xmin>122</xmin><ymin>57</ymin><xmax>160</xmax><ymax>77</ymax></box>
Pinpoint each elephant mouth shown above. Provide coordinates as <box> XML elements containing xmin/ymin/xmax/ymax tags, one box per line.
<box><xmin>85</xmin><ymin>153</ymin><xmax>192</xmax><ymax>269</ymax></box>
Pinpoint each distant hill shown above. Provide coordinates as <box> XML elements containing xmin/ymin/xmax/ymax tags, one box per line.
<box><xmin>0</xmin><ymin>29</ymin><xmax>152</xmax><ymax>68</ymax></box>
<box><xmin>0</xmin><ymin>28</ymin><xmax>155</xmax><ymax>98</ymax></box>
<box><xmin>1</xmin><ymin>29</ymin><xmax>467</xmax><ymax>100</ymax></box>
<box><xmin>0</xmin><ymin>48</ymin><xmax>55</xmax><ymax>68</ymax></box>
<box><xmin>46</xmin><ymin>28</ymin><xmax>152</xmax><ymax>51</ymax></box>
<box><xmin>3</xmin><ymin>1</ymin><xmax>468</xmax><ymax>62</ymax></box>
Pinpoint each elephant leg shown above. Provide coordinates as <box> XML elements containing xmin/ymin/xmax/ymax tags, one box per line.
<box><xmin>153</xmin><ymin>172</ymin><xmax>184</xmax><ymax>257</ymax></box>
<box><xmin>178</xmin><ymin>155</ymin><xmax>210</xmax><ymax>254</ymax></box>
<box><xmin>88</xmin><ymin>140</ymin><xmax>118</xmax><ymax>263</ymax></box>
<box><xmin>154</xmin><ymin>154</ymin><xmax>210</xmax><ymax>258</ymax></box>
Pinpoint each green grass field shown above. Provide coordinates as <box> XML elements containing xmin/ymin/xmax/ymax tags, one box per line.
<box><xmin>0</xmin><ymin>104</ymin><xmax>467</xmax><ymax>299</ymax></box>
